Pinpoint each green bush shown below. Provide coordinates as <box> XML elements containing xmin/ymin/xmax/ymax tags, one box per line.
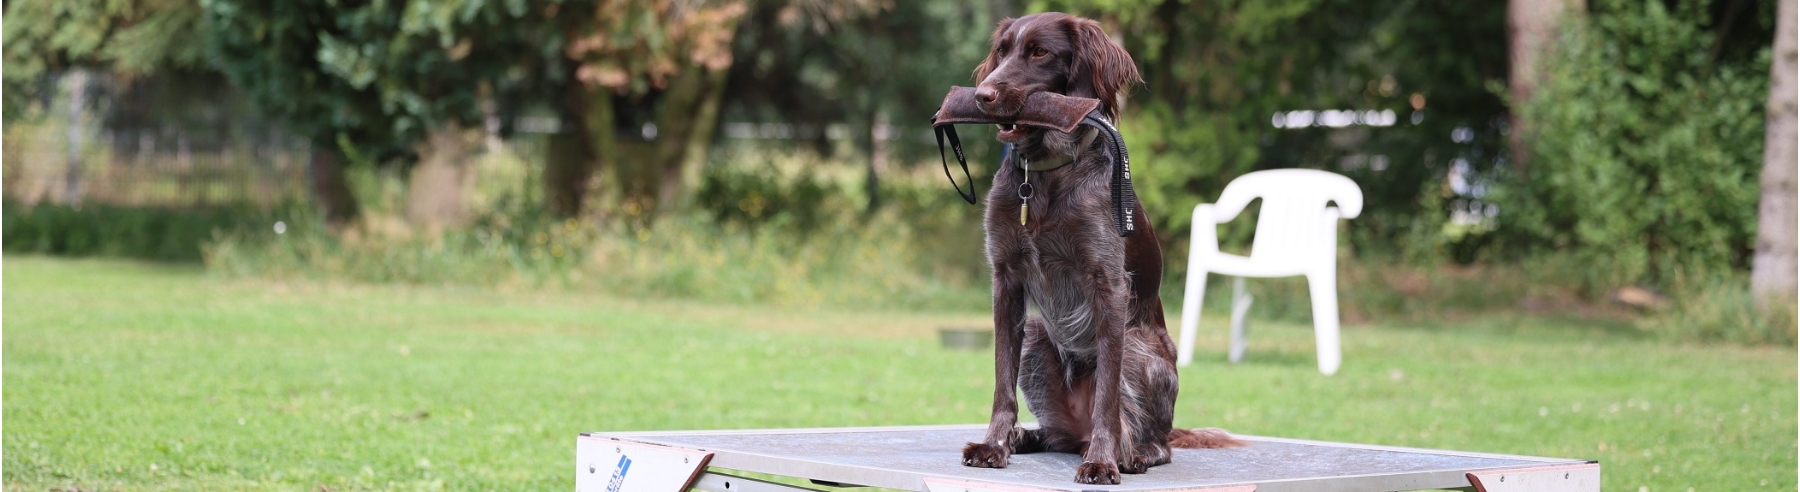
<box><xmin>1640</xmin><ymin>275</ymin><xmax>1798</xmax><ymax>346</ymax></box>
<box><xmin>3</xmin><ymin>201</ymin><xmax>286</xmax><ymax>262</ymax></box>
<box><xmin>205</xmin><ymin>150</ymin><xmax>993</xmax><ymax>311</ymax></box>
<box><xmin>206</xmin><ymin>208</ymin><xmax>990</xmax><ymax>311</ymax></box>
<box><xmin>1492</xmin><ymin>0</ymin><xmax>1771</xmax><ymax>292</ymax></box>
<box><xmin>694</xmin><ymin>156</ymin><xmax>837</xmax><ymax>232</ymax></box>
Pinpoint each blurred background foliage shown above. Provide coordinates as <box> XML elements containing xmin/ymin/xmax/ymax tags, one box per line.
<box><xmin>1498</xmin><ymin>0</ymin><xmax>1772</xmax><ymax>290</ymax></box>
<box><xmin>2</xmin><ymin>0</ymin><xmax>1792</xmax><ymax>343</ymax></box>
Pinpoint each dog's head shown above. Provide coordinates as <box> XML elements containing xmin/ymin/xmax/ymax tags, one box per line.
<box><xmin>973</xmin><ymin>12</ymin><xmax>1140</xmax><ymax>145</ymax></box>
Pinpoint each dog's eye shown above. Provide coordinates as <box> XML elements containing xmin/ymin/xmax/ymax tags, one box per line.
<box><xmin>1031</xmin><ymin>47</ymin><xmax>1050</xmax><ymax>58</ymax></box>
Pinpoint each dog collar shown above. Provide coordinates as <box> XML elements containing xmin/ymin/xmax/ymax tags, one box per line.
<box><xmin>1018</xmin><ymin>129</ymin><xmax>1098</xmax><ymax>172</ymax></box>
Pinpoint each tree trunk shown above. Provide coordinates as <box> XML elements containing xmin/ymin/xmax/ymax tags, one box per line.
<box><xmin>406</xmin><ymin>122</ymin><xmax>482</xmax><ymax>232</ymax></box>
<box><xmin>1506</xmin><ymin>0</ymin><xmax>1583</xmax><ymax>174</ymax></box>
<box><xmin>613</xmin><ymin>120</ymin><xmax>659</xmax><ymax>218</ymax></box>
<box><xmin>1753</xmin><ymin>0</ymin><xmax>1798</xmax><ymax>310</ymax></box>
<box><xmin>662</xmin><ymin>65</ymin><xmax>731</xmax><ymax>214</ymax></box>
<box><xmin>611</xmin><ymin>62</ymin><xmax>733</xmax><ymax>218</ymax></box>
<box><xmin>307</xmin><ymin>145</ymin><xmax>361</xmax><ymax>227</ymax></box>
<box><xmin>648</xmin><ymin>63</ymin><xmax>712</xmax><ymax>215</ymax></box>
<box><xmin>863</xmin><ymin>110</ymin><xmax>888</xmax><ymax>213</ymax></box>
<box><xmin>543</xmin><ymin>131</ymin><xmax>592</xmax><ymax>217</ymax></box>
<box><xmin>544</xmin><ymin>86</ymin><xmax>612</xmax><ymax>218</ymax></box>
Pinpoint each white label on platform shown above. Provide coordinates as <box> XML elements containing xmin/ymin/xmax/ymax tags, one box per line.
<box><xmin>576</xmin><ymin>435</ymin><xmax>714</xmax><ymax>492</ymax></box>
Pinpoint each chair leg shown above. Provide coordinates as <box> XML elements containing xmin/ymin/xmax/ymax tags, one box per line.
<box><xmin>1179</xmin><ymin>204</ymin><xmax>1221</xmax><ymax>368</ymax></box>
<box><xmin>1306</xmin><ymin>270</ymin><xmax>1341</xmax><ymax>376</ymax></box>
<box><xmin>1177</xmin><ymin>269</ymin><xmax>1208</xmax><ymax>367</ymax></box>
<box><xmin>1228</xmin><ymin>277</ymin><xmax>1252</xmax><ymax>363</ymax></box>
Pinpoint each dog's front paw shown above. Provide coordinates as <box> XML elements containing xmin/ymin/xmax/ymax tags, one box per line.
<box><xmin>962</xmin><ymin>442</ymin><xmax>1010</xmax><ymax>468</ymax></box>
<box><xmin>1073</xmin><ymin>461</ymin><xmax>1121</xmax><ymax>484</ymax></box>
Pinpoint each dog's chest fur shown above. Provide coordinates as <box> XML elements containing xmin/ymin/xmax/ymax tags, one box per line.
<box><xmin>986</xmin><ymin>148</ymin><xmax>1129</xmax><ymax>363</ymax></box>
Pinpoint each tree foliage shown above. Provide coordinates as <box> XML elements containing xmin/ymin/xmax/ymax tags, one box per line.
<box><xmin>202</xmin><ymin>0</ymin><xmax>553</xmax><ymax>161</ymax></box>
<box><xmin>8</xmin><ymin>0</ymin><xmax>1783</xmax><ymax>292</ymax></box>
<box><xmin>2</xmin><ymin>0</ymin><xmax>208</xmax><ymax>118</ymax></box>
<box><xmin>566</xmin><ymin>0</ymin><xmax>744</xmax><ymax>95</ymax></box>
<box><xmin>561</xmin><ymin>0</ymin><xmax>749</xmax><ymax>216</ymax></box>
<box><xmin>724</xmin><ymin>0</ymin><xmax>993</xmax><ymax>135</ymax></box>
<box><xmin>1494</xmin><ymin>0</ymin><xmax>1775</xmax><ymax>289</ymax></box>
<box><xmin>1031</xmin><ymin>0</ymin><xmax>1510</xmax><ymax>260</ymax></box>
<box><xmin>722</xmin><ymin>0</ymin><xmax>997</xmax><ymax>209</ymax></box>
<box><xmin>201</xmin><ymin>0</ymin><xmax>567</xmax><ymax>223</ymax></box>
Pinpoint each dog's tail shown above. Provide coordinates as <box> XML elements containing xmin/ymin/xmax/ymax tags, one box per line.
<box><xmin>1168</xmin><ymin>427</ymin><xmax>1247</xmax><ymax>449</ymax></box>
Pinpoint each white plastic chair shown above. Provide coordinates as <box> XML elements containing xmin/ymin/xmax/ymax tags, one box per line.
<box><xmin>1175</xmin><ymin>169</ymin><xmax>1362</xmax><ymax>375</ymax></box>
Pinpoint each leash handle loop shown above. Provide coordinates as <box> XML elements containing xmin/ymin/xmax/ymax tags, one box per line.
<box><xmin>933</xmin><ymin>118</ymin><xmax>979</xmax><ymax>204</ymax></box>
<box><xmin>931</xmin><ymin>109</ymin><xmax>1136</xmax><ymax>239</ymax></box>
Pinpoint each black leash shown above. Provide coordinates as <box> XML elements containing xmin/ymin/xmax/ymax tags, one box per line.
<box><xmin>932</xmin><ymin>110</ymin><xmax>1136</xmax><ymax>237</ymax></box>
<box><xmin>1081</xmin><ymin>110</ymin><xmax>1137</xmax><ymax>236</ymax></box>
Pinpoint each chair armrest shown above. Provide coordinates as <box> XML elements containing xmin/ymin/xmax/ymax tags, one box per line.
<box><xmin>1209</xmin><ymin>192</ymin><xmax>1253</xmax><ymax>224</ymax></box>
<box><xmin>1190</xmin><ymin>204</ymin><xmax>1222</xmax><ymax>255</ymax></box>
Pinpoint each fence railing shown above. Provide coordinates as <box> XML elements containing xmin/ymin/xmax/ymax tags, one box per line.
<box><xmin>5</xmin><ymin>70</ymin><xmax>314</xmax><ymax>208</ymax></box>
<box><xmin>3</xmin><ymin>128</ymin><xmax>312</xmax><ymax>208</ymax></box>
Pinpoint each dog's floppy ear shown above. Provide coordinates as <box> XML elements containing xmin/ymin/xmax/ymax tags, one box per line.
<box><xmin>973</xmin><ymin>17</ymin><xmax>1015</xmax><ymax>84</ymax></box>
<box><xmin>1067</xmin><ymin>18</ymin><xmax>1141</xmax><ymax>121</ymax></box>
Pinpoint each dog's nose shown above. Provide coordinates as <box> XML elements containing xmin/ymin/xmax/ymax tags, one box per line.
<box><xmin>975</xmin><ymin>86</ymin><xmax>999</xmax><ymax>106</ymax></box>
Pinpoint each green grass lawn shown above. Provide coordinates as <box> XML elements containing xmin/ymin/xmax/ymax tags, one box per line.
<box><xmin>4</xmin><ymin>256</ymin><xmax>1794</xmax><ymax>491</ymax></box>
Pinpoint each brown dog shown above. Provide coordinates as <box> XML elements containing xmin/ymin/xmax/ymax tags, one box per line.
<box><xmin>958</xmin><ymin>12</ymin><xmax>1242</xmax><ymax>485</ymax></box>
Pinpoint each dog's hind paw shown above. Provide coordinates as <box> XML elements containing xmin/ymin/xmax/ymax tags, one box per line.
<box><xmin>961</xmin><ymin>442</ymin><xmax>1010</xmax><ymax>468</ymax></box>
<box><xmin>1073</xmin><ymin>461</ymin><xmax>1121</xmax><ymax>484</ymax></box>
<box><xmin>1118</xmin><ymin>456</ymin><xmax>1149</xmax><ymax>475</ymax></box>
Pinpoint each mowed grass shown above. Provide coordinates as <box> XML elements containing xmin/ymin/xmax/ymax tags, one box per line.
<box><xmin>4</xmin><ymin>256</ymin><xmax>1794</xmax><ymax>491</ymax></box>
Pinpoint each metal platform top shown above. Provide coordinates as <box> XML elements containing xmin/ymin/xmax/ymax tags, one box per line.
<box><xmin>585</xmin><ymin>424</ymin><xmax>1594</xmax><ymax>492</ymax></box>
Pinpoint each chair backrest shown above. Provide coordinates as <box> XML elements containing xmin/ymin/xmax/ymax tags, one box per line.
<box><xmin>1214</xmin><ymin>169</ymin><xmax>1363</xmax><ymax>262</ymax></box>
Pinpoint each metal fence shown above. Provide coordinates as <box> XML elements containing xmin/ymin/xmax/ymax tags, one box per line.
<box><xmin>3</xmin><ymin>71</ymin><xmax>312</xmax><ymax>208</ymax></box>
<box><xmin>1</xmin><ymin>71</ymin><xmax>951</xmax><ymax>210</ymax></box>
